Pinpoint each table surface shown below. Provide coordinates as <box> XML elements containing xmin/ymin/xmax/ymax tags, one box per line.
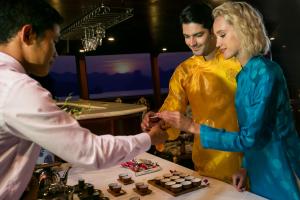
<box><xmin>67</xmin><ymin>152</ymin><xmax>267</xmax><ymax>200</ymax></box>
<box><xmin>56</xmin><ymin>99</ymin><xmax>147</xmax><ymax>120</ymax></box>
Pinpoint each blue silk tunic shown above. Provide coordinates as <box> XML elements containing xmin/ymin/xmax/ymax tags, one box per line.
<box><xmin>200</xmin><ymin>56</ymin><xmax>300</xmax><ymax>200</ymax></box>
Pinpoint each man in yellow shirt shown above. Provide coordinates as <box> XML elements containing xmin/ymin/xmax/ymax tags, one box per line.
<box><xmin>141</xmin><ymin>3</ymin><xmax>242</xmax><ymax>182</ymax></box>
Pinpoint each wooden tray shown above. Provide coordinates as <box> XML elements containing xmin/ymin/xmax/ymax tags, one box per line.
<box><xmin>107</xmin><ymin>188</ymin><xmax>126</xmax><ymax>197</ymax></box>
<box><xmin>133</xmin><ymin>188</ymin><xmax>152</xmax><ymax>196</ymax></box>
<box><xmin>35</xmin><ymin>162</ymin><xmax>61</xmax><ymax>169</ymax></box>
<box><xmin>148</xmin><ymin>179</ymin><xmax>207</xmax><ymax>197</ymax></box>
<box><xmin>118</xmin><ymin>178</ymin><xmax>134</xmax><ymax>185</ymax></box>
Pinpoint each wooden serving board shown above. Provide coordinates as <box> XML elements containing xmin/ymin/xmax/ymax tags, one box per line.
<box><xmin>107</xmin><ymin>188</ymin><xmax>126</xmax><ymax>197</ymax></box>
<box><xmin>133</xmin><ymin>188</ymin><xmax>152</xmax><ymax>196</ymax></box>
<box><xmin>117</xmin><ymin>178</ymin><xmax>134</xmax><ymax>185</ymax></box>
<box><xmin>148</xmin><ymin>179</ymin><xmax>207</xmax><ymax>197</ymax></box>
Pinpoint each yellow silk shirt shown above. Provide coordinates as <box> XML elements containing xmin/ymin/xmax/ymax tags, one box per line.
<box><xmin>159</xmin><ymin>51</ymin><xmax>242</xmax><ymax>182</ymax></box>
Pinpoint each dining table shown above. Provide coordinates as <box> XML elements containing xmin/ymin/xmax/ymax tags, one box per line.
<box><xmin>67</xmin><ymin>152</ymin><xmax>267</xmax><ymax>200</ymax></box>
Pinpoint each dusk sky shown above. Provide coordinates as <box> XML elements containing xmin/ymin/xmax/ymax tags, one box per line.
<box><xmin>50</xmin><ymin>52</ymin><xmax>191</xmax><ymax>75</ymax></box>
<box><xmin>85</xmin><ymin>53</ymin><xmax>152</xmax><ymax>76</ymax></box>
<box><xmin>158</xmin><ymin>51</ymin><xmax>192</xmax><ymax>71</ymax></box>
<box><xmin>51</xmin><ymin>56</ymin><xmax>77</xmax><ymax>74</ymax></box>
<box><xmin>49</xmin><ymin>52</ymin><xmax>191</xmax><ymax>97</ymax></box>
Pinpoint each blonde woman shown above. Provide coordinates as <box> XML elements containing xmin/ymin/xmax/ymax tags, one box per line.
<box><xmin>158</xmin><ymin>2</ymin><xmax>300</xmax><ymax>199</ymax></box>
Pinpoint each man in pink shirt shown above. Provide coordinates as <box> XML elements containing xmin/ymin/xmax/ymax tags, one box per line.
<box><xmin>0</xmin><ymin>0</ymin><xmax>168</xmax><ymax>199</ymax></box>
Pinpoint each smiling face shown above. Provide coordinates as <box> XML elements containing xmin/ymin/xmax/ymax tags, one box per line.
<box><xmin>24</xmin><ymin>24</ymin><xmax>60</xmax><ymax>77</ymax></box>
<box><xmin>213</xmin><ymin>16</ymin><xmax>241</xmax><ymax>60</ymax></box>
<box><xmin>182</xmin><ymin>22</ymin><xmax>215</xmax><ymax>56</ymax></box>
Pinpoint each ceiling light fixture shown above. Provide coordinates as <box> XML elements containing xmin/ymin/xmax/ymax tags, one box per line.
<box><xmin>60</xmin><ymin>0</ymin><xmax>133</xmax><ymax>52</ymax></box>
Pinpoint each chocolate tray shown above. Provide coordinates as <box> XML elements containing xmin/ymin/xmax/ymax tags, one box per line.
<box><xmin>148</xmin><ymin>179</ymin><xmax>207</xmax><ymax>197</ymax></box>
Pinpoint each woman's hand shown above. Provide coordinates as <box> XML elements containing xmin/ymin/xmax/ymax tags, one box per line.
<box><xmin>157</xmin><ymin>111</ymin><xmax>199</xmax><ymax>134</ymax></box>
<box><xmin>140</xmin><ymin>111</ymin><xmax>156</xmax><ymax>132</ymax></box>
<box><xmin>232</xmin><ymin>168</ymin><xmax>247</xmax><ymax>192</ymax></box>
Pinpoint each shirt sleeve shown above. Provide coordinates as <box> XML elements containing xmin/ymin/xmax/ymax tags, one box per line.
<box><xmin>160</xmin><ymin>65</ymin><xmax>189</xmax><ymax>140</ymax></box>
<box><xmin>200</xmin><ymin>65</ymin><xmax>276</xmax><ymax>152</ymax></box>
<box><xmin>2</xmin><ymin>77</ymin><xmax>151</xmax><ymax>169</ymax></box>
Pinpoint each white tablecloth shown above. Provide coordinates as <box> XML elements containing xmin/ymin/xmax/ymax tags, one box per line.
<box><xmin>67</xmin><ymin>152</ymin><xmax>267</xmax><ymax>200</ymax></box>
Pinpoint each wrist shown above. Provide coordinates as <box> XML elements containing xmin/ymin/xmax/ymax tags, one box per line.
<box><xmin>187</xmin><ymin>121</ymin><xmax>200</xmax><ymax>134</ymax></box>
<box><xmin>240</xmin><ymin>168</ymin><xmax>247</xmax><ymax>175</ymax></box>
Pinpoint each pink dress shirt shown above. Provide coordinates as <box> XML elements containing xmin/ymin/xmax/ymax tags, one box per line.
<box><xmin>0</xmin><ymin>52</ymin><xmax>151</xmax><ymax>199</ymax></box>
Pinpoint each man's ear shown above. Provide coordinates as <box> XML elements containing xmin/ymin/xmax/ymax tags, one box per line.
<box><xmin>19</xmin><ymin>24</ymin><xmax>36</xmax><ymax>45</ymax></box>
<box><xmin>209</xmin><ymin>28</ymin><xmax>216</xmax><ymax>39</ymax></box>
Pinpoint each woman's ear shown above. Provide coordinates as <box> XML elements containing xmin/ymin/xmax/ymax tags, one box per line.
<box><xmin>19</xmin><ymin>24</ymin><xmax>36</xmax><ymax>45</ymax></box>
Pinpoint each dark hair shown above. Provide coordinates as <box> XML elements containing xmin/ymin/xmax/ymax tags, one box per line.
<box><xmin>179</xmin><ymin>3</ymin><xmax>213</xmax><ymax>29</ymax></box>
<box><xmin>0</xmin><ymin>0</ymin><xmax>63</xmax><ymax>43</ymax></box>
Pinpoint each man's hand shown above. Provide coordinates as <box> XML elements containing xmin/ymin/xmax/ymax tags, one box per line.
<box><xmin>21</xmin><ymin>176</ymin><xmax>39</xmax><ymax>200</ymax></box>
<box><xmin>147</xmin><ymin>124</ymin><xmax>168</xmax><ymax>145</ymax></box>
<box><xmin>157</xmin><ymin>111</ymin><xmax>199</xmax><ymax>134</ymax></box>
<box><xmin>141</xmin><ymin>111</ymin><xmax>157</xmax><ymax>132</ymax></box>
<box><xmin>232</xmin><ymin>168</ymin><xmax>247</xmax><ymax>192</ymax></box>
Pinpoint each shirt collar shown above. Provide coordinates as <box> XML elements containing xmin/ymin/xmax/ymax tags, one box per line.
<box><xmin>192</xmin><ymin>49</ymin><xmax>223</xmax><ymax>62</ymax></box>
<box><xmin>243</xmin><ymin>55</ymin><xmax>263</xmax><ymax>69</ymax></box>
<box><xmin>236</xmin><ymin>55</ymin><xmax>263</xmax><ymax>80</ymax></box>
<box><xmin>0</xmin><ymin>52</ymin><xmax>26</xmax><ymax>74</ymax></box>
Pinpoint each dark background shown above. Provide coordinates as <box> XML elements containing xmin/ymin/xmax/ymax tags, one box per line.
<box><xmin>50</xmin><ymin>0</ymin><xmax>300</xmax><ymax>97</ymax></box>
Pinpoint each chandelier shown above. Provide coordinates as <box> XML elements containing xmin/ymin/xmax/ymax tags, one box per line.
<box><xmin>81</xmin><ymin>23</ymin><xmax>105</xmax><ymax>52</ymax></box>
<box><xmin>60</xmin><ymin>1</ymin><xmax>133</xmax><ymax>52</ymax></box>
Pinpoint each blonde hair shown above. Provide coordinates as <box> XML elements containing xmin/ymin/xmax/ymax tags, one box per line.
<box><xmin>212</xmin><ymin>1</ymin><xmax>270</xmax><ymax>57</ymax></box>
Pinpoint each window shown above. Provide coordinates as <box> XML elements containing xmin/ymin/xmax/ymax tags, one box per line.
<box><xmin>48</xmin><ymin>56</ymin><xmax>80</xmax><ymax>100</ymax></box>
<box><xmin>86</xmin><ymin>53</ymin><xmax>153</xmax><ymax>99</ymax></box>
<box><xmin>158</xmin><ymin>52</ymin><xmax>192</xmax><ymax>93</ymax></box>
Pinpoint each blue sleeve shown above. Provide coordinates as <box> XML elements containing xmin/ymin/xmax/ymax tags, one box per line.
<box><xmin>200</xmin><ymin>63</ymin><xmax>276</xmax><ymax>152</ymax></box>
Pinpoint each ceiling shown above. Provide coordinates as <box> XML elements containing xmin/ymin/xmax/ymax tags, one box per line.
<box><xmin>48</xmin><ymin>0</ymin><xmax>300</xmax><ymax>96</ymax></box>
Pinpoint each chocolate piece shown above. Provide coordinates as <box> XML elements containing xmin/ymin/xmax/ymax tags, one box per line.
<box><xmin>138</xmin><ymin>184</ymin><xmax>149</xmax><ymax>193</ymax></box>
<box><xmin>112</xmin><ymin>184</ymin><xmax>121</xmax><ymax>193</ymax></box>
<box><xmin>171</xmin><ymin>184</ymin><xmax>182</xmax><ymax>193</ymax></box>
<box><xmin>170</xmin><ymin>176</ymin><xmax>180</xmax><ymax>181</ymax></box>
<box><xmin>135</xmin><ymin>182</ymin><xmax>144</xmax><ymax>190</ymax></box>
<box><xmin>160</xmin><ymin>178</ymin><xmax>171</xmax><ymax>186</ymax></box>
<box><xmin>154</xmin><ymin>176</ymin><xmax>163</xmax><ymax>184</ymax></box>
<box><xmin>191</xmin><ymin>178</ymin><xmax>201</xmax><ymax>187</ymax></box>
<box><xmin>182</xmin><ymin>181</ymin><xmax>192</xmax><ymax>189</ymax></box>
<box><xmin>149</xmin><ymin>115</ymin><xmax>160</xmax><ymax>123</ymax></box>
<box><xmin>175</xmin><ymin>178</ymin><xmax>185</xmax><ymax>184</ymax></box>
<box><xmin>118</xmin><ymin>173</ymin><xmax>128</xmax><ymax>181</ymax></box>
<box><xmin>185</xmin><ymin>175</ymin><xmax>194</xmax><ymax>181</ymax></box>
<box><xmin>122</xmin><ymin>175</ymin><xmax>132</xmax><ymax>183</ymax></box>
<box><xmin>108</xmin><ymin>183</ymin><xmax>118</xmax><ymax>190</ymax></box>
<box><xmin>165</xmin><ymin>181</ymin><xmax>176</xmax><ymax>189</ymax></box>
